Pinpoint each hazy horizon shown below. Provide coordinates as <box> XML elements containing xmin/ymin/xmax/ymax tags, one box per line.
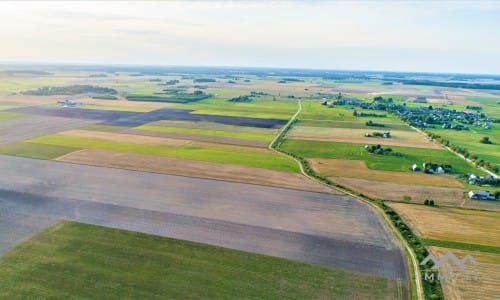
<box><xmin>1</xmin><ymin>1</ymin><xmax>499</xmax><ymax>74</ymax></box>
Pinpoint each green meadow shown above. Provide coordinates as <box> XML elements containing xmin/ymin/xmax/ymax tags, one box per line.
<box><xmin>27</xmin><ymin>135</ymin><xmax>299</xmax><ymax>172</ymax></box>
<box><xmin>0</xmin><ymin>221</ymin><xmax>400</xmax><ymax>300</ymax></box>
<box><xmin>280</xmin><ymin>139</ymin><xmax>481</xmax><ymax>174</ymax></box>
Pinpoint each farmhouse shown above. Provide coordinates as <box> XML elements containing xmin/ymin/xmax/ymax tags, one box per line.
<box><xmin>468</xmin><ymin>190</ymin><xmax>496</xmax><ymax>200</ymax></box>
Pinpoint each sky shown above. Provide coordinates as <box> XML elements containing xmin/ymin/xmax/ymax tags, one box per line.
<box><xmin>0</xmin><ymin>1</ymin><xmax>499</xmax><ymax>74</ymax></box>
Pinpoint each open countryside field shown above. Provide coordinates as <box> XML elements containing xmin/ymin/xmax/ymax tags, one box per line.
<box><xmin>152</xmin><ymin>120</ymin><xmax>279</xmax><ymax>135</ymax></box>
<box><xmin>177</xmin><ymin>98</ymin><xmax>298</xmax><ymax>120</ymax></box>
<box><xmin>0</xmin><ymin>111</ymin><xmax>26</xmax><ymax>122</ymax></box>
<box><xmin>288</xmin><ymin>126</ymin><xmax>441</xmax><ymax>149</ymax></box>
<box><xmin>331</xmin><ymin>177</ymin><xmax>470</xmax><ymax>206</ymax></box>
<box><xmin>136</xmin><ymin>124</ymin><xmax>275</xmax><ymax>142</ymax></box>
<box><xmin>428</xmin><ymin>127</ymin><xmax>500</xmax><ymax>166</ymax></box>
<box><xmin>1</xmin><ymin>67</ymin><xmax>500</xmax><ymax>299</ymax></box>
<box><xmin>0</xmin><ymin>221</ymin><xmax>406</xmax><ymax>300</ymax></box>
<box><xmin>0</xmin><ymin>155</ymin><xmax>408</xmax><ymax>281</ymax></box>
<box><xmin>281</xmin><ymin>139</ymin><xmax>480</xmax><ymax>174</ymax></box>
<box><xmin>25</xmin><ymin>134</ymin><xmax>300</xmax><ymax>172</ymax></box>
<box><xmin>309</xmin><ymin>159</ymin><xmax>463</xmax><ymax>187</ymax></box>
<box><xmin>56</xmin><ymin>149</ymin><xmax>332</xmax><ymax>193</ymax></box>
<box><xmin>428</xmin><ymin>247</ymin><xmax>500</xmax><ymax>300</ymax></box>
<box><xmin>388</xmin><ymin>203</ymin><xmax>500</xmax><ymax>247</ymax></box>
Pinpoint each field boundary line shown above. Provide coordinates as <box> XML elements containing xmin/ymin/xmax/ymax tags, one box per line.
<box><xmin>269</xmin><ymin>100</ymin><xmax>424</xmax><ymax>300</ymax></box>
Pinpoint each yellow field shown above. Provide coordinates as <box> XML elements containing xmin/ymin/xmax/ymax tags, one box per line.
<box><xmin>388</xmin><ymin>203</ymin><xmax>500</xmax><ymax>247</ymax></box>
<box><xmin>428</xmin><ymin>247</ymin><xmax>500</xmax><ymax>300</ymax></box>
<box><xmin>310</xmin><ymin>159</ymin><xmax>462</xmax><ymax>187</ymax></box>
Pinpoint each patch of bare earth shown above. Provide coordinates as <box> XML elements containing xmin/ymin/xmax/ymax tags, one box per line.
<box><xmin>124</xmin><ymin>129</ymin><xmax>270</xmax><ymax>148</ymax></box>
<box><xmin>56</xmin><ymin>149</ymin><xmax>334</xmax><ymax>193</ymax></box>
<box><xmin>388</xmin><ymin>202</ymin><xmax>500</xmax><ymax>247</ymax></box>
<box><xmin>310</xmin><ymin>159</ymin><xmax>462</xmax><ymax>188</ymax></box>
<box><xmin>331</xmin><ymin>177</ymin><xmax>468</xmax><ymax>206</ymax></box>
<box><xmin>428</xmin><ymin>247</ymin><xmax>500</xmax><ymax>300</ymax></box>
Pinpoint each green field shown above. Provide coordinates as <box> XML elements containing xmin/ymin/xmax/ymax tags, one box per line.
<box><xmin>0</xmin><ymin>221</ymin><xmax>403</xmax><ymax>299</ymax></box>
<box><xmin>0</xmin><ymin>111</ymin><xmax>27</xmax><ymax>122</ymax></box>
<box><xmin>136</xmin><ymin>124</ymin><xmax>275</xmax><ymax>141</ymax></box>
<box><xmin>176</xmin><ymin>98</ymin><xmax>298</xmax><ymax>120</ymax></box>
<box><xmin>0</xmin><ymin>142</ymin><xmax>80</xmax><ymax>159</ymax></box>
<box><xmin>281</xmin><ymin>139</ymin><xmax>481</xmax><ymax>174</ymax></box>
<box><xmin>428</xmin><ymin>127</ymin><xmax>500</xmax><ymax>166</ymax></box>
<box><xmin>422</xmin><ymin>239</ymin><xmax>500</xmax><ymax>254</ymax></box>
<box><xmin>27</xmin><ymin>135</ymin><xmax>300</xmax><ymax>172</ymax></box>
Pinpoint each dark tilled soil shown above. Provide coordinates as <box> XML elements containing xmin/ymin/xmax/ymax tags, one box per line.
<box><xmin>8</xmin><ymin>106</ymin><xmax>287</xmax><ymax>128</ymax></box>
<box><xmin>0</xmin><ymin>155</ymin><xmax>408</xmax><ymax>280</ymax></box>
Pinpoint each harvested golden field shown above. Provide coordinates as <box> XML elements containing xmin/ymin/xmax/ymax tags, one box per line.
<box><xmin>124</xmin><ymin>129</ymin><xmax>270</xmax><ymax>148</ymax></box>
<box><xmin>152</xmin><ymin>120</ymin><xmax>279</xmax><ymax>135</ymax></box>
<box><xmin>56</xmin><ymin>149</ymin><xmax>334</xmax><ymax>193</ymax></box>
<box><xmin>310</xmin><ymin>159</ymin><xmax>463</xmax><ymax>188</ymax></box>
<box><xmin>388</xmin><ymin>203</ymin><xmax>500</xmax><ymax>247</ymax></box>
<box><xmin>288</xmin><ymin>126</ymin><xmax>441</xmax><ymax>149</ymax></box>
<box><xmin>331</xmin><ymin>177</ymin><xmax>468</xmax><ymax>206</ymax></box>
<box><xmin>58</xmin><ymin>129</ymin><xmax>190</xmax><ymax>147</ymax></box>
<box><xmin>428</xmin><ymin>247</ymin><xmax>500</xmax><ymax>300</ymax></box>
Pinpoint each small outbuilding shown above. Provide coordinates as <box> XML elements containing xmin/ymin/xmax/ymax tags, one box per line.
<box><xmin>468</xmin><ymin>190</ymin><xmax>496</xmax><ymax>200</ymax></box>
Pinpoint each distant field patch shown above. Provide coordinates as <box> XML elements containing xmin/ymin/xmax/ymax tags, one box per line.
<box><xmin>136</xmin><ymin>125</ymin><xmax>275</xmax><ymax>141</ymax></box>
<box><xmin>331</xmin><ymin>177</ymin><xmax>468</xmax><ymax>206</ymax></box>
<box><xmin>0</xmin><ymin>142</ymin><xmax>80</xmax><ymax>159</ymax></box>
<box><xmin>125</xmin><ymin>129</ymin><xmax>270</xmax><ymax>148</ymax></box>
<box><xmin>0</xmin><ymin>112</ymin><xmax>27</xmax><ymax>122</ymax></box>
<box><xmin>309</xmin><ymin>159</ymin><xmax>462</xmax><ymax>188</ymax></box>
<box><xmin>0</xmin><ymin>221</ymin><xmax>400</xmax><ymax>299</ymax></box>
<box><xmin>297</xmin><ymin>119</ymin><xmax>412</xmax><ymax>131</ymax></box>
<box><xmin>152</xmin><ymin>120</ymin><xmax>279</xmax><ymax>135</ymax></box>
<box><xmin>59</xmin><ymin>129</ymin><xmax>191</xmax><ymax>147</ymax></box>
<box><xmin>78</xmin><ymin>124</ymin><xmax>129</xmax><ymax>133</ymax></box>
<box><xmin>423</xmin><ymin>239</ymin><xmax>500</xmax><ymax>254</ymax></box>
<box><xmin>281</xmin><ymin>139</ymin><xmax>479</xmax><ymax>174</ymax></box>
<box><xmin>429</xmin><ymin>127</ymin><xmax>500</xmax><ymax>166</ymax></box>
<box><xmin>179</xmin><ymin>98</ymin><xmax>297</xmax><ymax>120</ymax></box>
<box><xmin>428</xmin><ymin>247</ymin><xmax>500</xmax><ymax>300</ymax></box>
<box><xmin>80</xmin><ymin>104</ymin><xmax>156</xmax><ymax>112</ymax></box>
<box><xmin>58</xmin><ymin>149</ymin><xmax>331</xmax><ymax>193</ymax></box>
<box><xmin>28</xmin><ymin>134</ymin><xmax>299</xmax><ymax>172</ymax></box>
<box><xmin>389</xmin><ymin>202</ymin><xmax>500</xmax><ymax>247</ymax></box>
<box><xmin>288</xmin><ymin>126</ymin><xmax>441</xmax><ymax>149</ymax></box>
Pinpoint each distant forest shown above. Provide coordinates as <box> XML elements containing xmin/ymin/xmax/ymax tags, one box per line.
<box><xmin>22</xmin><ymin>85</ymin><xmax>117</xmax><ymax>96</ymax></box>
